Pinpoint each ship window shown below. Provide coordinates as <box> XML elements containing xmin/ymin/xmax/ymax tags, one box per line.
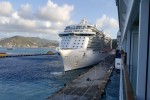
<box><xmin>78</xmin><ymin>43</ymin><xmax>79</xmax><ymax>44</ymax></box>
<box><xmin>81</xmin><ymin>46</ymin><xmax>82</xmax><ymax>48</ymax></box>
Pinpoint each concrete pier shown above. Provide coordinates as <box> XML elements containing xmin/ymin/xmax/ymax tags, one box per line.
<box><xmin>48</xmin><ymin>54</ymin><xmax>115</xmax><ymax>100</ymax></box>
<box><xmin>0</xmin><ymin>52</ymin><xmax>55</xmax><ymax>58</ymax></box>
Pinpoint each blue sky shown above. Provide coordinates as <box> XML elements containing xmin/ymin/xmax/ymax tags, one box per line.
<box><xmin>0</xmin><ymin>0</ymin><xmax>118</xmax><ymax>40</ymax></box>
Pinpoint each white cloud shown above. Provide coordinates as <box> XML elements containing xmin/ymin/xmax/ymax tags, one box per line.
<box><xmin>0</xmin><ymin>1</ymin><xmax>13</xmax><ymax>15</ymax></box>
<box><xmin>0</xmin><ymin>15</ymin><xmax>52</xmax><ymax>33</ymax></box>
<box><xmin>0</xmin><ymin>16</ymin><xmax>10</xmax><ymax>24</ymax></box>
<box><xmin>0</xmin><ymin>1</ymin><xmax>74</xmax><ymax>40</ymax></box>
<box><xmin>37</xmin><ymin>0</ymin><xmax>74</xmax><ymax>22</ymax></box>
<box><xmin>96</xmin><ymin>14</ymin><xmax>118</xmax><ymax>39</ymax></box>
<box><xmin>96</xmin><ymin>14</ymin><xmax>118</xmax><ymax>29</ymax></box>
<box><xmin>12</xmin><ymin>12</ymin><xmax>20</xmax><ymax>19</ymax></box>
<box><xmin>18</xmin><ymin>3</ymin><xmax>32</xmax><ymax>19</ymax></box>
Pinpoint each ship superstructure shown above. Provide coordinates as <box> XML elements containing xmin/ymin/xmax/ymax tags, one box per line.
<box><xmin>57</xmin><ymin>19</ymin><xmax>111</xmax><ymax>71</ymax></box>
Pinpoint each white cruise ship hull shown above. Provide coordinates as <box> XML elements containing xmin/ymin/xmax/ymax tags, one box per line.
<box><xmin>59</xmin><ymin>49</ymin><xmax>107</xmax><ymax>71</ymax></box>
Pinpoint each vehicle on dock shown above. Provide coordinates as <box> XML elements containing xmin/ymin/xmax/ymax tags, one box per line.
<box><xmin>57</xmin><ymin>19</ymin><xmax>112</xmax><ymax>71</ymax></box>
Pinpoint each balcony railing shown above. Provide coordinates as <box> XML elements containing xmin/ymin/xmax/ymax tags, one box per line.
<box><xmin>122</xmin><ymin>55</ymin><xmax>135</xmax><ymax>100</ymax></box>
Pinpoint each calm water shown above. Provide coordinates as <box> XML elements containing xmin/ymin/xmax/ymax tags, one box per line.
<box><xmin>0</xmin><ymin>47</ymin><xmax>90</xmax><ymax>100</ymax></box>
<box><xmin>101</xmin><ymin>70</ymin><xmax>120</xmax><ymax>100</ymax></box>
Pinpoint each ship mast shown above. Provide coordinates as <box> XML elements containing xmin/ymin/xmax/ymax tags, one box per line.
<box><xmin>79</xmin><ymin>18</ymin><xmax>88</xmax><ymax>25</ymax></box>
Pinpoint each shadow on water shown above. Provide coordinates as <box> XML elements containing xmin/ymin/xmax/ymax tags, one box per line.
<box><xmin>101</xmin><ymin>70</ymin><xmax>120</xmax><ymax>100</ymax></box>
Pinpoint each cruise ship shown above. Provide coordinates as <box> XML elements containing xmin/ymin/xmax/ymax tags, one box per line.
<box><xmin>116</xmin><ymin>0</ymin><xmax>150</xmax><ymax>99</ymax></box>
<box><xmin>57</xmin><ymin>19</ymin><xmax>112</xmax><ymax>71</ymax></box>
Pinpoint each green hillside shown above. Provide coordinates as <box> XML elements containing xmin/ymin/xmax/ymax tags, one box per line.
<box><xmin>0</xmin><ymin>36</ymin><xmax>58</xmax><ymax>47</ymax></box>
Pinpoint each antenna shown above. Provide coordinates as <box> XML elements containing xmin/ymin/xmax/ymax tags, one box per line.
<box><xmin>80</xmin><ymin>18</ymin><xmax>88</xmax><ymax>25</ymax></box>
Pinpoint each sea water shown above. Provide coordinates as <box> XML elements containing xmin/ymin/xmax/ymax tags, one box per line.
<box><xmin>0</xmin><ymin>47</ymin><xmax>90</xmax><ymax>100</ymax></box>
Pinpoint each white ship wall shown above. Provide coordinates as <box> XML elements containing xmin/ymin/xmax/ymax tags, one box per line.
<box><xmin>59</xmin><ymin>36</ymin><xmax>89</xmax><ymax>49</ymax></box>
<box><xmin>59</xmin><ymin>48</ymin><xmax>107</xmax><ymax>71</ymax></box>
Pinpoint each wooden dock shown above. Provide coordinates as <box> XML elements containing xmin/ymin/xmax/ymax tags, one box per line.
<box><xmin>48</xmin><ymin>54</ymin><xmax>115</xmax><ymax>100</ymax></box>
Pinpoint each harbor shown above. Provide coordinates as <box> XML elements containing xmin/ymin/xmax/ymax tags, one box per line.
<box><xmin>0</xmin><ymin>0</ymin><xmax>125</xmax><ymax>100</ymax></box>
<box><xmin>48</xmin><ymin>52</ymin><xmax>117</xmax><ymax>100</ymax></box>
<box><xmin>0</xmin><ymin>51</ymin><xmax>54</xmax><ymax>58</ymax></box>
<box><xmin>0</xmin><ymin>48</ymin><xmax>120</xmax><ymax>100</ymax></box>
<box><xmin>0</xmin><ymin>47</ymin><xmax>87</xmax><ymax>100</ymax></box>
<box><xmin>2</xmin><ymin>0</ymin><xmax>150</xmax><ymax>100</ymax></box>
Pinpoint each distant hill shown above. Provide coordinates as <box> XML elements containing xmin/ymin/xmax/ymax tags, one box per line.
<box><xmin>0</xmin><ymin>36</ymin><xmax>59</xmax><ymax>48</ymax></box>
